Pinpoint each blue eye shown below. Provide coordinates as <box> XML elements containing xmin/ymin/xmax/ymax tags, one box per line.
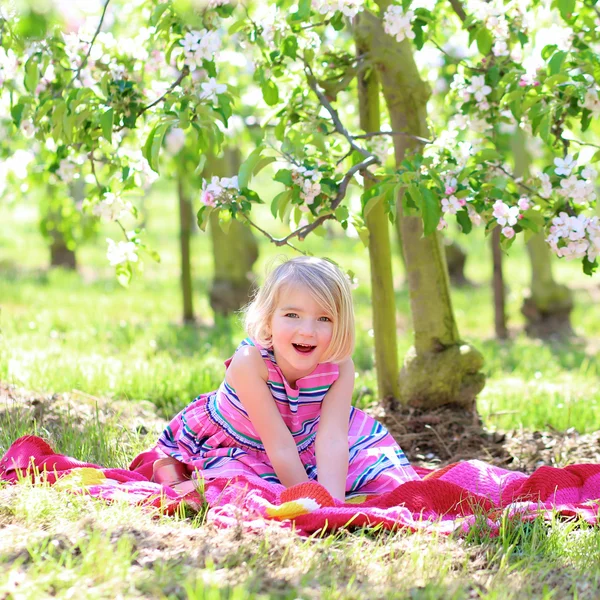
<box><xmin>318</xmin><ymin>316</ymin><xmax>332</xmax><ymax>322</ymax></box>
<box><xmin>285</xmin><ymin>313</ymin><xmax>299</xmax><ymax>318</ymax></box>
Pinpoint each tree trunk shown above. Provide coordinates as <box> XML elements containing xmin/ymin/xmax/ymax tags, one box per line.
<box><xmin>522</xmin><ymin>232</ymin><xmax>574</xmax><ymax>338</ymax></box>
<box><xmin>510</xmin><ymin>131</ymin><xmax>574</xmax><ymax>338</ymax></box>
<box><xmin>50</xmin><ymin>237</ymin><xmax>76</xmax><ymax>269</ymax></box>
<box><xmin>444</xmin><ymin>239</ymin><xmax>471</xmax><ymax>287</ymax></box>
<box><xmin>358</xmin><ymin>7</ymin><xmax>485</xmax><ymax>409</ymax></box>
<box><xmin>355</xmin><ymin>22</ymin><xmax>400</xmax><ymax>401</ymax></box>
<box><xmin>48</xmin><ymin>182</ymin><xmax>82</xmax><ymax>270</ymax></box>
<box><xmin>206</xmin><ymin>150</ymin><xmax>259</xmax><ymax>317</ymax></box>
<box><xmin>491</xmin><ymin>227</ymin><xmax>508</xmax><ymax>339</ymax></box>
<box><xmin>177</xmin><ymin>173</ymin><xmax>195</xmax><ymax>324</ymax></box>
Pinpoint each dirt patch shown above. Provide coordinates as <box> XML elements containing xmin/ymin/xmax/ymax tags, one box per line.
<box><xmin>0</xmin><ymin>383</ymin><xmax>166</xmax><ymax>439</ymax></box>
<box><xmin>371</xmin><ymin>403</ymin><xmax>600</xmax><ymax>473</ymax></box>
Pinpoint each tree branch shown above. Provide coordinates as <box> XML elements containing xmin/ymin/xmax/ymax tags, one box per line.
<box><xmin>68</xmin><ymin>0</ymin><xmax>111</xmax><ymax>88</ymax></box>
<box><xmin>139</xmin><ymin>66</ymin><xmax>190</xmax><ymax>115</ymax></box>
<box><xmin>353</xmin><ymin>130</ymin><xmax>431</xmax><ymax>144</ymax></box>
<box><xmin>304</xmin><ymin>62</ymin><xmax>372</xmax><ymax>158</ymax></box>
<box><xmin>448</xmin><ymin>0</ymin><xmax>467</xmax><ymax>23</ymax></box>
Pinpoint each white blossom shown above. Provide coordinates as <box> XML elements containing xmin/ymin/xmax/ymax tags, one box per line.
<box><xmin>554</xmin><ymin>154</ymin><xmax>576</xmax><ymax>176</ymax></box>
<box><xmin>492</xmin><ymin>200</ymin><xmax>519</xmax><ymax>227</ymax></box>
<box><xmin>200</xmin><ymin>78</ymin><xmax>227</xmax><ymax>103</ymax></box>
<box><xmin>383</xmin><ymin>6</ymin><xmax>415</xmax><ymax>43</ymax></box>
<box><xmin>466</xmin><ymin>76</ymin><xmax>492</xmax><ymax>103</ymax></box>
<box><xmin>56</xmin><ymin>159</ymin><xmax>77</xmax><ymax>183</ymax></box>
<box><xmin>93</xmin><ymin>192</ymin><xmax>134</xmax><ymax>222</ymax></box>
<box><xmin>538</xmin><ymin>172</ymin><xmax>553</xmax><ymax>199</ymax></box>
<box><xmin>106</xmin><ymin>238</ymin><xmax>138</xmax><ymax>266</ymax></box>
<box><xmin>581</xmin><ymin>88</ymin><xmax>600</xmax><ymax>115</ymax></box>
<box><xmin>314</xmin><ymin>0</ymin><xmax>364</xmax><ymax>18</ymax></box>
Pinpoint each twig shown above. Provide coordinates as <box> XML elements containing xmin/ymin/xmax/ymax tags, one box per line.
<box><xmin>489</xmin><ymin>162</ymin><xmax>550</xmax><ymax>204</ymax></box>
<box><xmin>240</xmin><ymin>215</ymin><xmax>307</xmax><ymax>254</ymax></box>
<box><xmin>562</xmin><ymin>137</ymin><xmax>600</xmax><ymax>150</ymax></box>
<box><xmin>353</xmin><ymin>130</ymin><xmax>431</xmax><ymax>144</ymax></box>
<box><xmin>139</xmin><ymin>67</ymin><xmax>190</xmax><ymax>115</ymax></box>
<box><xmin>448</xmin><ymin>0</ymin><xmax>467</xmax><ymax>23</ymax></box>
<box><xmin>304</xmin><ymin>62</ymin><xmax>371</xmax><ymax>159</ymax></box>
<box><xmin>68</xmin><ymin>0</ymin><xmax>111</xmax><ymax>88</ymax></box>
<box><xmin>424</xmin><ymin>424</ymin><xmax>453</xmax><ymax>458</ymax></box>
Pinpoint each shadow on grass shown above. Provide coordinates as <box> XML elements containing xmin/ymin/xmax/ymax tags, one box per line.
<box><xmin>478</xmin><ymin>335</ymin><xmax>599</xmax><ymax>376</ymax></box>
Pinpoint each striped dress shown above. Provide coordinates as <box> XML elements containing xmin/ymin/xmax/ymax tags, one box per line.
<box><xmin>157</xmin><ymin>338</ymin><xmax>418</xmax><ymax>497</ymax></box>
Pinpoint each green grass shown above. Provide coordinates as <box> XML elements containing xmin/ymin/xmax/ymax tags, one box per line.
<box><xmin>2</xmin><ymin>180</ymin><xmax>600</xmax><ymax>598</ymax></box>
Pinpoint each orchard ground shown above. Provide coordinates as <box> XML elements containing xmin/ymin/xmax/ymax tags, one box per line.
<box><xmin>1</xmin><ymin>181</ymin><xmax>600</xmax><ymax>598</ymax></box>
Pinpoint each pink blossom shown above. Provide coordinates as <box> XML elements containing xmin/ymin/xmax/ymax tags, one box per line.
<box><xmin>502</xmin><ymin>226</ymin><xmax>515</xmax><ymax>239</ymax></box>
<box><xmin>201</xmin><ymin>191</ymin><xmax>216</xmax><ymax>207</ymax></box>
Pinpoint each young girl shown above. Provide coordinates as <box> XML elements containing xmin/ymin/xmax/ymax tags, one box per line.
<box><xmin>151</xmin><ymin>256</ymin><xmax>418</xmax><ymax>500</ymax></box>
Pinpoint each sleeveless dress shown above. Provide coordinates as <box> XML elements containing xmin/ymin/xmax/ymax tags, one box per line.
<box><xmin>157</xmin><ymin>338</ymin><xmax>418</xmax><ymax>497</ymax></box>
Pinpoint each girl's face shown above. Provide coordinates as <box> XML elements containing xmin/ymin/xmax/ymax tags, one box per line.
<box><xmin>269</xmin><ymin>283</ymin><xmax>334</xmax><ymax>384</ymax></box>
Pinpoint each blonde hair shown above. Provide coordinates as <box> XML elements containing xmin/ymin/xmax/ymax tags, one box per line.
<box><xmin>243</xmin><ymin>256</ymin><xmax>355</xmax><ymax>363</ymax></box>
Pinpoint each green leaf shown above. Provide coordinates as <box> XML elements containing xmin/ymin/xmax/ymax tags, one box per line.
<box><xmin>456</xmin><ymin>209</ymin><xmax>472</xmax><ymax>234</ymax></box>
<box><xmin>583</xmin><ymin>257</ymin><xmax>598</xmax><ymax>276</ymax></box>
<box><xmin>419</xmin><ymin>186</ymin><xmax>441</xmax><ymax>236</ymax></box>
<box><xmin>11</xmin><ymin>101</ymin><xmax>25</xmax><ymax>127</ymax></box>
<box><xmin>271</xmin><ymin>190</ymin><xmax>291</xmax><ymax>218</ymax></box>
<box><xmin>548</xmin><ymin>51</ymin><xmax>567</xmax><ymax>75</ymax></box>
<box><xmin>282</xmin><ymin>36</ymin><xmax>298</xmax><ymax>59</ymax></box>
<box><xmin>218</xmin><ymin>211</ymin><xmax>233</xmax><ymax>234</ymax></box>
<box><xmin>24</xmin><ymin>54</ymin><xmax>39</xmax><ymax>93</ymax></box>
<box><xmin>274</xmin><ymin>169</ymin><xmax>293</xmax><ymax>186</ymax></box>
<box><xmin>238</xmin><ymin>146</ymin><xmax>264</xmax><ymax>188</ymax></box>
<box><xmin>261</xmin><ymin>80</ymin><xmax>279</xmax><ymax>106</ymax></box>
<box><xmin>476</xmin><ymin>28</ymin><xmax>493</xmax><ymax>55</ymax></box>
<box><xmin>253</xmin><ymin>156</ymin><xmax>276</xmax><ymax>177</ymax></box>
<box><xmin>143</xmin><ymin>122</ymin><xmax>170</xmax><ymax>174</ymax></box>
<box><xmin>476</xmin><ymin>148</ymin><xmax>502</xmax><ymax>162</ymax></box>
<box><xmin>363</xmin><ymin>194</ymin><xmax>383</xmax><ymax>220</ymax></box>
<box><xmin>100</xmin><ymin>108</ymin><xmax>113</xmax><ymax>142</ymax></box>
<box><xmin>116</xmin><ymin>263</ymin><xmax>132</xmax><ymax>287</ymax></box>
<box><xmin>295</xmin><ymin>0</ymin><xmax>311</xmax><ymax>20</ymax></box>
<box><xmin>557</xmin><ymin>0</ymin><xmax>576</xmax><ymax>20</ymax></box>
<box><xmin>228</xmin><ymin>19</ymin><xmax>247</xmax><ymax>35</ymax></box>
<box><xmin>197</xmin><ymin>206</ymin><xmax>215</xmax><ymax>232</ymax></box>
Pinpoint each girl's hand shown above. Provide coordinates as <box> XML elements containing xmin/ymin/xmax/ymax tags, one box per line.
<box><xmin>315</xmin><ymin>357</ymin><xmax>354</xmax><ymax>500</ymax></box>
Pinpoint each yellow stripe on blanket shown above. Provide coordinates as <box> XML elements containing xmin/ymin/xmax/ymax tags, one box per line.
<box><xmin>266</xmin><ymin>497</ymin><xmax>321</xmax><ymax>519</ymax></box>
<box><xmin>54</xmin><ymin>468</ymin><xmax>107</xmax><ymax>490</ymax></box>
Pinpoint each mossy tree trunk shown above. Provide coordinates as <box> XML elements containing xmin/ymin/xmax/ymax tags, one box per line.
<box><xmin>177</xmin><ymin>171</ymin><xmax>195</xmax><ymax>324</ymax></box>
<box><xmin>511</xmin><ymin>131</ymin><xmax>574</xmax><ymax>338</ymax></box>
<box><xmin>206</xmin><ymin>150</ymin><xmax>259</xmax><ymax>317</ymax></box>
<box><xmin>357</xmin><ymin>7</ymin><xmax>485</xmax><ymax>409</ymax></box>
<box><xmin>355</xmin><ymin>21</ymin><xmax>400</xmax><ymax>401</ymax></box>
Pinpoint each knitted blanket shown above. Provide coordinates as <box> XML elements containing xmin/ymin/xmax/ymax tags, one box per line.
<box><xmin>3</xmin><ymin>435</ymin><xmax>600</xmax><ymax>535</ymax></box>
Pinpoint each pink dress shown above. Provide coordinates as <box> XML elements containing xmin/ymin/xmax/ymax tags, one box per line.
<box><xmin>157</xmin><ymin>338</ymin><xmax>418</xmax><ymax>497</ymax></box>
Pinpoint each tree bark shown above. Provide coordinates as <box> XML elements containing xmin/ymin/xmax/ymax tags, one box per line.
<box><xmin>206</xmin><ymin>150</ymin><xmax>259</xmax><ymax>317</ymax></box>
<box><xmin>355</xmin><ymin>20</ymin><xmax>400</xmax><ymax>401</ymax></box>
<box><xmin>491</xmin><ymin>227</ymin><xmax>508</xmax><ymax>339</ymax></box>
<box><xmin>358</xmin><ymin>7</ymin><xmax>485</xmax><ymax>409</ymax></box>
<box><xmin>510</xmin><ymin>130</ymin><xmax>574</xmax><ymax>338</ymax></box>
<box><xmin>177</xmin><ymin>173</ymin><xmax>195</xmax><ymax>324</ymax></box>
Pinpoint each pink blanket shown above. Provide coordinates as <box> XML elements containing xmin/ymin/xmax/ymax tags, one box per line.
<box><xmin>3</xmin><ymin>435</ymin><xmax>600</xmax><ymax>535</ymax></box>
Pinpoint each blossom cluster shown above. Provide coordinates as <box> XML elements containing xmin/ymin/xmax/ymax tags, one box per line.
<box><xmin>383</xmin><ymin>5</ymin><xmax>415</xmax><ymax>43</ymax></box>
<box><xmin>469</xmin><ymin>0</ymin><xmax>513</xmax><ymax>58</ymax></box>
<box><xmin>547</xmin><ymin>213</ymin><xmax>600</xmax><ymax>262</ymax></box>
<box><xmin>179</xmin><ymin>29</ymin><xmax>221</xmax><ymax>70</ymax></box>
<box><xmin>200</xmin><ymin>175</ymin><xmax>240</xmax><ymax>207</ymax></box>
<box><xmin>106</xmin><ymin>237</ymin><xmax>138</xmax><ymax>266</ymax></box>
<box><xmin>313</xmin><ymin>0</ymin><xmax>365</xmax><ymax>18</ymax></box>
<box><xmin>291</xmin><ymin>166</ymin><xmax>323</xmax><ymax>210</ymax></box>
<box><xmin>0</xmin><ymin>47</ymin><xmax>18</xmax><ymax>85</ymax></box>
<box><xmin>93</xmin><ymin>192</ymin><xmax>134</xmax><ymax>222</ymax></box>
<box><xmin>437</xmin><ymin>174</ymin><xmax>482</xmax><ymax>231</ymax></box>
<box><xmin>491</xmin><ymin>197</ymin><xmax>531</xmax><ymax>239</ymax></box>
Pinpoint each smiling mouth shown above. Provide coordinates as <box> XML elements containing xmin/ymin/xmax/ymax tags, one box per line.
<box><xmin>292</xmin><ymin>343</ymin><xmax>316</xmax><ymax>354</ymax></box>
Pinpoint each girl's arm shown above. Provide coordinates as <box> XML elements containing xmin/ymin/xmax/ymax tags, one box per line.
<box><xmin>226</xmin><ymin>345</ymin><xmax>310</xmax><ymax>488</ymax></box>
<box><xmin>315</xmin><ymin>358</ymin><xmax>355</xmax><ymax>500</ymax></box>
